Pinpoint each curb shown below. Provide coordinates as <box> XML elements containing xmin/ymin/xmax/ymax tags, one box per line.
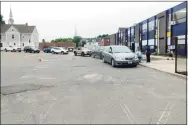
<box><xmin>139</xmin><ymin>63</ymin><xmax>187</xmax><ymax>79</ymax></box>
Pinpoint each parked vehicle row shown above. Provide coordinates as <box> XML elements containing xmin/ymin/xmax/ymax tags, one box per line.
<box><xmin>91</xmin><ymin>45</ymin><xmax>139</xmax><ymax>67</ymax></box>
<box><xmin>91</xmin><ymin>46</ymin><xmax>105</xmax><ymax>59</ymax></box>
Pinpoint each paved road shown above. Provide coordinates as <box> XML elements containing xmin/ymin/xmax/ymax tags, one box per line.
<box><xmin>1</xmin><ymin>52</ymin><xmax>186</xmax><ymax>124</ymax></box>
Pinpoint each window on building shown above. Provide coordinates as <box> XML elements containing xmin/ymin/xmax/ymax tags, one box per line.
<box><xmin>12</xmin><ymin>29</ymin><xmax>14</xmax><ymax>31</ymax></box>
<box><xmin>149</xmin><ymin>20</ymin><xmax>155</xmax><ymax>31</ymax></box>
<box><xmin>22</xmin><ymin>35</ymin><xmax>24</xmax><ymax>38</ymax></box>
<box><xmin>14</xmin><ymin>43</ymin><xmax>16</xmax><ymax>45</ymax></box>
<box><xmin>23</xmin><ymin>43</ymin><xmax>24</xmax><ymax>46</ymax></box>
<box><xmin>12</xmin><ymin>35</ymin><xmax>14</xmax><ymax>39</ymax></box>
<box><xmin>29</xmin><ymin>39</ymin><xmax>31</xmax><ymax>43</ymax></box>
<box><xmin>0</xmin><ymin>35</ymin><xmax>1</xmax><ymax>39</ymax></box>
<box><xmin>172</xmin><ymin>8</ymin><xmax>186</xmax><ymax>24</ymax></box>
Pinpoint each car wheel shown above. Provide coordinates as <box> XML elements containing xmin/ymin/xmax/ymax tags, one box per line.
<box><xmin>74</xmin><ymin>52</ymin><xmax>77</xmax><ymax>56</ymax></box>
<box><xmin>5</xmin><ymin>49</ymin><xmax>7</xmax><ymax>52</ymax></box>
<box><xmin>111</xmin><ymin>59</ymin><xmax>116</xmax><ymax>67</ymax></box>
<box><xmin>52</xmin><ymin>51</ymin><xmax>54</xmax><ymax>54</ymax></box>
<box><xmin>133</xmin><ymin>64</ymin><xmax>137</xmax><ymax>67</ymax></box>
<box><xmin>103</xmin><ymin>56</ymin><xmax>106</xmax><ymax>63</ymax></box>
<box><xmin>61</xmin><ymin>51</ymin><xmax>65</xmax><ymax>54</ymax></box>
<box><xmin>81</xmin><ymin>52</ymin><xmax>85</xmax><ymax>57</ymax></box>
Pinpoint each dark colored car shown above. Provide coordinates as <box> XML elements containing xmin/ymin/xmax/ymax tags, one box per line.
<box><xmin>24</xmin><ymin>46</ymin><xmax>40</xmax><ymax>53</ymax></box>
<box><xmin>91</xmin><ymin>46</ymin><xmax>105</xmax><ymax>59</ymax></box>
<box><xmin>43</xmin><ymin>47</ymin><xmax>53</xmax><ymax>53</ymax></box>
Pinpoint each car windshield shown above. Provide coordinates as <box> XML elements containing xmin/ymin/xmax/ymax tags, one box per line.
<box><xmin>55</xmin><ymin>48</ymin><xmax>61</xmax><ymax>50</ymax></box>
<box><xmin>112</xmin><ymin>46</ymin><xmax>132</xmax><ymax>53</ymax></box>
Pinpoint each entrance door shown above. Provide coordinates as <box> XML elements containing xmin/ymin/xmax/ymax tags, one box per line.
<box><xmin>132</xmin><ymin>43</ymin><xmax>135</xmax><ymax>52</ymax></box>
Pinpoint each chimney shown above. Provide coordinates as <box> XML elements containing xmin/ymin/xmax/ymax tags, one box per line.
<box><xmin>25</xmin><ymin>23</ymin><xmax>28</xmax><ymax>26</ymax></box>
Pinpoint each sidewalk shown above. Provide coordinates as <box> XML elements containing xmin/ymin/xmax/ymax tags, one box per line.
<box><xmin>140</xmin><ymin>56</ymin><xmax>187</xmax><ymax>79</ymax></box>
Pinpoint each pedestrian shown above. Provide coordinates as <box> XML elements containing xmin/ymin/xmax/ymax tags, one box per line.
<box><xmin>136</xmin><ymin>47</ymin><xmax>142</xmax><ymax>63</ymax></box>
<box><xmin>146</xmin><ymin>46</ymin><xmax>151</xmax><ymax>63</ymax></box>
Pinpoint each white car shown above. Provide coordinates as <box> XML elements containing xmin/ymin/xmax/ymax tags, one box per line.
<box><xmin>3</xmin><ymin>46</ymin><xmax>21</xmax><ymax>52</ymax></box>
<box><xmin>51</xmin><ymin>47</ymin><xmax>68</xmax><ymax>54</ymax></box>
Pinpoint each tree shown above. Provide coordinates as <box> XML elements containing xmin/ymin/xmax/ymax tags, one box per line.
<box><xmin>73</xmin><ymin>36</ymin><xmax>82</xmax><ymax>47</ymax></box>
<box><xmin>42</xmin><ymin>39</ymin><xmax>46</xmax><ymax>43</ymax></box>
<box><xmin>0</xmin><ymin>14</ymin><xmax>5</xmax><ymax>24</ymax></box>
<box><xmin>81</xmin><ymin>40</ymin><xmax>86</xmax><ymax>47</ymax></box>
<box><xmin>51</xmin><ymin>38</ymin><xmax>73</xmax><ymax>43</ymax></box>
<box><xmin>97</xmin><ymin>34</ymin><xmax>109</xmax><ymax>38</ymax></box>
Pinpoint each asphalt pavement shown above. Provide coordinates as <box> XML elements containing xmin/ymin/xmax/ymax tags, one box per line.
<box><xmin>1</xmin><ymin>51</ymin><xmax>186</xmax><ymax>124</ymax></box>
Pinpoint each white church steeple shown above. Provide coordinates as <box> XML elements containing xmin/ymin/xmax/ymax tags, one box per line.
<box><xmin>8</xmin><ymin>5</ymin><xmax>14</xmax><ymax>24</ymax></box>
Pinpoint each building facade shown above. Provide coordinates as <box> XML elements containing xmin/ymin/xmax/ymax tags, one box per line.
<box><xmin>0</xmin><ymin>7</ymin><xmax>39</xmax><ymax>50</ymax></box>
<box><xmin>100</xmin><ymin>37</ymin><xmax>110</xmax><ymax>46</ymax></box>
<box><xmin>114</xmin><ymin>1</ymin><xmax>187</xmax><ymax>56</ymax></box>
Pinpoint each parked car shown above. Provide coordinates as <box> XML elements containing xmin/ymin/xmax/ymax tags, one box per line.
<box><xmin>91</xmin><ymin>46</ymin><xmax>105</xmax><ymax>59</ymax></box>
<box><xmin>51</xmin><ymin>47</ymin><xmax>68</xmax><ymax>54</ymax></box>
<box><xmin>43</xmin><ymin>46</ymin><xmax>54</xmax><ymax>53</ymax></box>
<box><xmin>24</xmin><ymin>46</ymin><xmax>40</xmax><ymax>53</ymax></box>
<box><xmin>68</xmin><ymin>47</ymin><xmax>74</xmax><ymax>52</ymax></box>
<box><xmin>102</xmin><ymin>45</ymin><xmax>139</xmax><ymax>67</ymax></box>
<box><xmin>74</xmin><ymin>47</ymin><xmax>92</xmax><ymax>56</ymax></box>
<box><xmin>3</xmin><ymin>46</ymin><xmax>21</xmax><ymax>52</ymax></box>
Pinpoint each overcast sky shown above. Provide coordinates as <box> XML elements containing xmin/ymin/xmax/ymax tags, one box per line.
<box><xmin>1</xmin><ymin>2</ymin><xmax>181</xmax><ymax>42</ymax></box>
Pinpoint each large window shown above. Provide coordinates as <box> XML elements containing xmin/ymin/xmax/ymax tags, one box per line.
<box><xmin>149</xmin><ymin>20</ymin><xmax>155</xmax><ymax>31</ymax></box>
<box><xmin>148</xmin><ymin>39</ymin><xmax>154</xmax><ymax>45</ymax></box>
<box><xmin>142</xmin><ymin>23</ymin><xmax>147</xmax><ymax>34</ymax></box>
<box><xmin>12</xmin><ymin>34</ymin><xmax>14</xmax><ymax>39</ymax></box>
<box><xmin>172</xmin><ymin>8</ymin><xmax>186</xmax><ymax>24</ymax></box>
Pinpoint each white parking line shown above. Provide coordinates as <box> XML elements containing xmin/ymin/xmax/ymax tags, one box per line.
<box><xmin>120</xmin><ymin>103</ymin><xmax>134</xmax><ymax>124</ymax></box>
<box><xmin>37</xmin><ymin>77</ymin><xmax>56</xmax><ymax>80</ymax></box>
<box><xmin>156</xmin><ymin>100</ymin><xmax>175</xmax><ymax>124</ymax></box>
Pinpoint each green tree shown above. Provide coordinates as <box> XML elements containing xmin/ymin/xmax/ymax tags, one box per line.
<box><xmin>73</xmin><ymin>36</ymin><xmax>82</xmax><ymax>47</ymax></box>
<box><xmin>51</xmin><ymin>38</ymin><xmax>73</xmax><ymax>43</ymax></box>
<box><xmin>81</xmin><ymin>40</ymin><xmax>86</xmax><ymax>47</ymax></box>
<box><xmin>97</xmin><ymin>34</ymin><xmax>109</xmax><ymax>38</ymax></box>
<box><xmin>42</xmin><ymin>39</ymin><xmax>46</xmax><ymax>43</ymax></box>
<box><xmin>0</xmin><ymin>14</ymin><xmax>5</xmax><ymax>24</ymax></box>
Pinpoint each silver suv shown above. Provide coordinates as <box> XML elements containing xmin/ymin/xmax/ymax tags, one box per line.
<box><xmin>74</xmin><ymin>47</ymin><xmax>92</xmax><ymax>56</ymax></box>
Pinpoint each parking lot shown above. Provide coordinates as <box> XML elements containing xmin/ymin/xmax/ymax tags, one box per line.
<box><xmin>1</xmin><ymin>51</ymin><xmax>186</xmax><ymax>124</ymax></box>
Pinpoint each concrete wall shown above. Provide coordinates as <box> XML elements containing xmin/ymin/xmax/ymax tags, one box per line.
<box><xmin>135</xmin><ymin>24</ymin><xmax>139</xmax><ymax>43</ymax></box>
<box><xmin>109</xmin><ymin>34</ymin><xmax>116</xmax><ymax>45</ymax></box>
<box><xmin>157</xmin><ymin>11</ymin><xmax>167</xmax><ymax>54</ymax></box>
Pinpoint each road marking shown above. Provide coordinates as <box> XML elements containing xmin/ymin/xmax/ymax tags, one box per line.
<box><xmin>39</xmin><ymin>103</ymin><xmax>55</xmax><ymax>124</ymax></box>
<box><xmin>156</xmin><ymin>100</ymin><xmax>175</xmax><ymax>124</ymax></box>
<box><xmin>35</xmin><ymin>66</ymin><xmax>48</xmax><ymax>69</ymax></box>
<box><xmin>120</xmin><ymin>103</ymin><xmax>134</xmax><ymax>124</ymax></box>
<box><xmin>20</xmin><ymin>75</ymin><xmax>34</xmax><ymax>79</ymax></box>
<box><xmin>163</xmin><ymin>101</ymin><xmax>175</xmax><ymax>124</ymax></box>
<box><xmin>123</xmin><ymin>104</ymin><xmax>138</xmax><ymax>124</ymax></box>
<box><xmin>37</xmin><ymin>77</ymin><xmax>56</xmax><ymax>80</ymax></box>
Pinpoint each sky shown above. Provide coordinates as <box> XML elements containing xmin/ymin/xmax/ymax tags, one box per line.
<box><xmin>1</xmin><ymin>1</ymin><xmax>182</xmax><ymax>42</ymax></box>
